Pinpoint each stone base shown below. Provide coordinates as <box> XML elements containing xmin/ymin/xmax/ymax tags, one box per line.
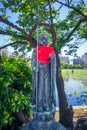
<box><xmin>19</xmin><ymin>109</ymin><xmax>72</xmax><ymax>130</ymax></box>
<box><xmin>74</xmin><ymin>117</ymin><xmax>87</xmax><ymax>130</ymax></box>
<box><xmin>32</xmin><ymin>108</ymin><xmax>55</xmax><ymax>121</ymax></box>
<box><xmin>19</xmin><ymin>119</ymin><xmax>67</xmax><ymax>130</ymax></box>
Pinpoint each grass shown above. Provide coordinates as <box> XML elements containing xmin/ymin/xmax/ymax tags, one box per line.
<box><xmin>61</xmin><ymin>69</ymin><xmax>87</xmax><ymax>78</ymax></box>
<box><xmin>61</xmin><ymin>69</ymin><xmax>87</xmax><ymax>88</ymax></box>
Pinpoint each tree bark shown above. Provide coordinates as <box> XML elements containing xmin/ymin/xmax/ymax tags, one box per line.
<box><xmin>0</xmin><ymin>51</ymin><xmax>2</xmax><ymax>64</ymax></box>
<box><xmin>55</xmin><ymin>50</ymin><xmax>74</xmax><ymax>129</ymax></box>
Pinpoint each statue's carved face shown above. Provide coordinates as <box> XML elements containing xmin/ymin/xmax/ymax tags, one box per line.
<box><xmin>38</xmin><ymin>34</ymin><xmax>48</xmax><ymax>46</ymax></box>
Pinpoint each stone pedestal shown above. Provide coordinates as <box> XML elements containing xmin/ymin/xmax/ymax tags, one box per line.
<box><xmin>19</xmin><ymin>109</ymin><xmax>67</xmax><ymax>130</ymax></box>
<box><xmin>19</xmin><ymin>119</ymin><xmax>67</xmax><ymax>130</ymax></box>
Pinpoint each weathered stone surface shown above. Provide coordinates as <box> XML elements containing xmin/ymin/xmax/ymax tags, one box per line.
<box><xmin>74</xmin><ymin>117</ymin><xmax>87</xmax><ymax>130</ymax></box>
<box><xmin>19</xmin><ymin>110</ymin><xmax>72</xmax><ymax>130</ymax></box>
<box><xmin>19</xmin><ymin>120</ymin><xmax>67</xmax><ymax>130</ymax></box>
<box><xmin>32</xmin><ymin>108</ymin><xmax>55</xmax><ymax>121</ymax></box>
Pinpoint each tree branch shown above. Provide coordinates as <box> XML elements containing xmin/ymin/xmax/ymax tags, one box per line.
<box><xmin>0</xmin><ymin>30</ymin><xmax>37</xmax><ymax>48</ymax></box>
<box><xmin>56</xmin><ymin>4</ymin><xmax>63</xmax><ymax>11</ymax></box>
<box><xmin>0</xmin><ymin>30</ymin><xmax>29</xmax><ymax>40</ymax></box>
<box><xmin>65</xmin><ymin>18</ymin><xmax>87</xmax><ymax>41</ymax></box>
<box><xmin>56</xmin><ymin>0</ymin><xmax>85</xmax><ymax>17</ymax></box>
<box><xmin>0</xmin><ymin>30</ymin><xmax>9</xmax><ymax>35</ymax></box>
<box><xmin>0</xmin><ymin>41</ymin><xmax>27</xmax><ymax>50</ymax></box>
<box><xmin>48</xmin><ymin>0</ymin><xmax>53</xmax><ymax>25</ymax></box>
<box><xmin>0</xmin><ymin>16</ymin><xmax>28</xmax><ymax>35</ymax></box>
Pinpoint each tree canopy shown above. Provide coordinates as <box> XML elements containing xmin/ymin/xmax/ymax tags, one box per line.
<box><xmin>0</xmin><ymin>0</ymin><xmax>87</xmax><ymax>55</ymax></box>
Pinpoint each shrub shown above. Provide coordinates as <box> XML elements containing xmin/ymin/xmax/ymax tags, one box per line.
<box><xmin>0</xmin><ymin>55</ymin><xmax>32</xmax><ymax>129</ymax></box>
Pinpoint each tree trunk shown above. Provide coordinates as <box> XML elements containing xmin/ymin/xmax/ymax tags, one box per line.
<box><xmin>0</xmin><ymin>53</ymin><xmax>2</xmax><ymax>64</ymax></box>
<box><xmin>56</xmin><ymin>51</ymin><xmax>74</xmax><ymax>129</ymax></box>
<box><xmin>15</xmin><ymin>110</ymin><xmax>26</xmax><ymax>124</ymax></box>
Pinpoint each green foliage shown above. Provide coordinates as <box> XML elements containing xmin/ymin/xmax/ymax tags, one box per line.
<box><xmin>0</xmin><ymin>0</ymin><xmax>87</xmax><ymax>56</ymax></box>
<box><xmin>60</xmin><ymin>61</ymin><xmax>69</xmax><ymax>69</ymax></box>
<box><xmin>73</xmin><ymin>91</ymin><xmax>78</xmax><ymax>96</ymax></box>
<box><xmin>0</xmin><ymin>55</ymin><xmax>32</xmax><ymax>129</ymax></box>
<box><xmin>60</xmin><ymin>61</ymin><xmax>83</xmax><ymax>69</ymax></box>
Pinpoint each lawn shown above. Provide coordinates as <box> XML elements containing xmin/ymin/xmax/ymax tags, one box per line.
<box><xmin>61</xmin><ymin>69</ymin><xmax>87</xmax><ymax>88</ymax></box>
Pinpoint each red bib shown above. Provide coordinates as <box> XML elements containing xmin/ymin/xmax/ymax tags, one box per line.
<box><xmin>35</xmin><ymin>45</ymin><xmax>55</xmax><ymax>63</ymax></box>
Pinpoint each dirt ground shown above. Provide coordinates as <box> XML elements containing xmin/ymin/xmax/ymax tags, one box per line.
<box><xmin>54</xmin><ymin>106</ymin><xmax>87</xmax><ymax>125</ymax></box>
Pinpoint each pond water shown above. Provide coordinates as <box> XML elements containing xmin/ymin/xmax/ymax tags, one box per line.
<box><xmin>65</xmin><ymin>76</ymin><xmax>87</xmax><ymax>106</ymax></box>
<box><xmin>56</xmin><ymin>76</ymin><xmax>87</xmax><ymax>107</ymax></box>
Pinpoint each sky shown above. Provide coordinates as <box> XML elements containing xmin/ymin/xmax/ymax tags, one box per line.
<box><xmin>76</xmin><ymin>42</ymin><xmax>87</xmax><ymax>56</ymax></box>
<box><xmin>61</xmin><ymin>40</ymin><xmax>87</xmax><ymax>57</ymax></box>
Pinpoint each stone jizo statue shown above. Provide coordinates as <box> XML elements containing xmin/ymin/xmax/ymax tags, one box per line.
<box><xmin>31</xmin><ymin>34</ymin><xmax>57</xmax><ymax>112</ymax></box>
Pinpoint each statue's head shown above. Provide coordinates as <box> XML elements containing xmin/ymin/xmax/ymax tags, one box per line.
<box><xmin>38</xmin><ymin>34</ymin><xmax>48</xmax><ymax>46</ymax></box>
